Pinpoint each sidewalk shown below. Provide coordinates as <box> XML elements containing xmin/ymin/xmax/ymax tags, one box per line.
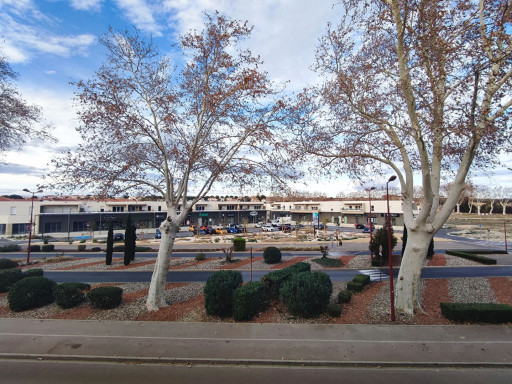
<box><xmin>1</xmin><ymin>318</ymin><xmax>511</xmax><ymax>368</ymax></box>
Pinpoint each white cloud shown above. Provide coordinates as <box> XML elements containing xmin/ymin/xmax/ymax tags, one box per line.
<box><xmin>114</xmin><ymin>0</ymin><xmax>162</xmax><ymax>36</ymax></box>
<box><xmin>44</xmin><ymin>70</ymin><xmax>56</xmax><ymax>75</ymax></box>
<box><xmin>70</xmin><ymin>0</ymin><xmax>103</xmax><ymax>12</ymax></box>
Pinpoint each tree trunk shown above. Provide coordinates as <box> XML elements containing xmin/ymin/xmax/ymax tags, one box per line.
<box><xmin>395</xmin><ymin>229</ymin><xmax>433</xmax><ymax>315</ymax></box>
<box><xmin>455</xmin><ymin>203</ymin><xmax>460</xmax><ymax>213</ymax></box>
<box><xmin>146</xmin><ymin>220</ymin><xmax>178</xmax><ymax>311</ymax></box>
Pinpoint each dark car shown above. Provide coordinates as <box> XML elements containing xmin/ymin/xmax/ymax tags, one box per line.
<box><xmin>355</xmin><ymin>223</ymin><xmax>365</xmax><ymax>229</ymax></box>
<box><xmin>363</xmin><ymin>226</ymin><xmax>372</xmax><ymax>233</ymax></box>
<box><xmin>282</xmin><ymin>224</ymin><xmax>292</xmax><ymax>232</ymax></box>
<box><xmin>203</xmin><ymin>227</ymin><xmax>216</xmax><ymax>235</ymax></box>
<box><xmin>155</xmin><ymin>229</ymin><xmax>161</xmax><ymax>239</ymax></box>
<box><xmin>313</xmin><ymin>223</ymin><xmax>325</xmax><ymax>230</ymax></box>
<box><xmin>113</xmin><ymin>233</ymin><xmax>124</xmax><ymax>241</ymax></box>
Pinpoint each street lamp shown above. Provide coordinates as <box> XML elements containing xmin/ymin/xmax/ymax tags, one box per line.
<box><xmin>386</xmin><ymin>176</ymin><xmax>396</xmax><ymax>322</ymax></box>
<box><xmin>23</xmin><ymin>188</ymin><xmax>43</xmax><ymax>264</ymax></box>
<box><xmin>366</xmin><ymin>187</ymin><xmax>376</xmax><ymax>260</ymax></box>
<box><xmin>505</xmin><ymin>220</ymin><xmax>511</xmax><ymax>253</ymax></box>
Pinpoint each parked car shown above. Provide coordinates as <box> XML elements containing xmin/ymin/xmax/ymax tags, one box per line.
<box><xmin>363</xmin><ymin>226</ymin><xmax>374</xmax><ymax>233</ymax></box>
<box><xmin>262</xmin><ymin>224</ymin><xmax>275</xmax><ymax>232</ymax></box>
<box><xmin>154</xmin><ymin>229</ymin><xmax>161</xmax><ymax>239</ymax></box>
<box><xmin>313</xmin><ymin>223</ymin><xmax>325</xmax><ymax>230</ymax></box>
<box><xmin>355</xmin><ymin>223</ymin><xmax>365</xmax><ymax>229</ymax></box>
<box><xmin>194</xmin><ymin>229</ymin><xmax>206</xmax><ymax>236</ymax></box>
<box><xmin>282</xmin><ymin>224</ymin><xmax>292</xmax><ymax>232</ymax></box>
<box><xmin>255</xmin><ymin>222</ymin><xmax>263</xmax><ymax>228</ymax></box>
<box><xmin>113</xmin><ymin>233</ymin><xmax>124</xmax><ymax>241</ymax></box>
<box><xmin>203</xmin><ymin>227</ymin><xmax>216</xmax><ymax>235</ymax></box>
<box><xmin>188</xmin><ymin>225</ymin><xmax>197</xmax><ymax>232</ymax></box>
<box><xmin>226</xmin><ymin>227</ymin><xmax>238</xmax><ymax>234</ymax></box>
<box><xmin>215</xmin><ymin>227</ymin><xmax>227</xmax><ymax>235</ymax></box>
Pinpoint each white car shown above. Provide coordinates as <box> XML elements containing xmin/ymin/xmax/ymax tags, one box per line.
<box><xmin>262</xmin><ymin>224</ymin><xmax>275</xmax><ymax>232</ymax></box>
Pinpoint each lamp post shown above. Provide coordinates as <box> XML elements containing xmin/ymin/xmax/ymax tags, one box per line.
<box><xmin>386</xmin><ymin>176</ymin><xmax>396</xmax><ymax>322</ymax></box>
<box><xmin>23</xmin><ymin>188</ymin><xmax>43</xmax><ymax>264</ymax></box>
<box><xmin>366</xmin><ymin>187</ymin><xmax>376</xmax><ymax>260</ymax></box>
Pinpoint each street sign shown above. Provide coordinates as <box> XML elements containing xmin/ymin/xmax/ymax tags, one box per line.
<box><xmin>250</xmin><ymin>211</ymin><xmax>258</xmax><ymax>216</ymax></box>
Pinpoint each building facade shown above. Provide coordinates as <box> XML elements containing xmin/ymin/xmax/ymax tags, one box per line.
<box><xmin>0</xmin><ymin>196</ymin><xmax>408</xmax><ymax>237</ymax></box>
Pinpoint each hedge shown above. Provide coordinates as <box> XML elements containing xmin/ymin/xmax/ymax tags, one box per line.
<box><xmin>87</xmin><ymin>286</ymin><xmax>123</xmax><ymax>309</ymax></box>
<box><xmin>232</xmin><ymin>237</ymin><xmax>246</xmax><ymax>252</ymax></box>
<box><xmin>0</xmin><ymin>269</ymin><xmax>23</xmax><ymax>292</ymax></box>
<box><xmin>337</xmin><ymin>289</ymin><xmax>353</xmax><ymax>304</ymax></box>
<box><xmin>0</xmin><ymin>244</ymin><xmax>22</xmax><ymax>252</ymax></box>
<box><xmin>347</xmin><ymin>281</ymin><xmax>364</xmax><ymax>293</ymax></box>
<box><xmin>352</xmin><ymin>274</ymin><xmax>370</xmax><ymax>286</ymax></box>
<box><xmin>445</xmin><ymin>250</ymin><xmax>497</xmax><ymax>265</ymax></box>
<box><xmin>0</xmin><ymin>258</ymin><xmax>18</xmax><ymax>270</ymax></box>
<box><xmin>233</xmin><ymin>281</ymin><xmax>266</xmax><ymax>321</ymax></box>
<box><xmin>55</xmin><ymin>283</ymin><xmax>91</xmax><ymax>309</ymax></box>
<box><xmin>29</xmin><ymin>245</ymin><xmax>41</xmax><ymax>252</ymax></box>
<box><xmin>204</xmin><ymin>270</ymin><xmax>243</xmax><ymax>317</ymax></box>
<box><xmin>440</xmin><ymin>302</ymin><xmax>512</xmax><ymax>323</ymax></box>
<box><xmin>8</xmin><ymin>276</ymin><xmax>56</xmax><ymax>312</ymax></box>
<box><xmin>42</xmin><ymin>244</ymin><xmax>55</xmax><ymax>252</ymax></box>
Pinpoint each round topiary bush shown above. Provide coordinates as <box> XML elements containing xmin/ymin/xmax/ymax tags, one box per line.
<box><xmin>327</xmin><ymin>303</ymin><xmax>342</xmax><ymax>317</ymax></box>
<box><xmin>280</xmin><ymin>271</ymin><xmax>333</xmax><ymax>318</ymax></box>
<box><xmin>0</xmin><ymin>258</ymin><xmax>18</xmax><ymax>270</ymax></box>
<box><xmin>55</xmin><ymin>283</ymin><xmax>91</xmax><ymax>309</ymax></box>
<box><xmin>8</xmin><ymin>276</ymin><xmax>57</xmax><ymax>312</ymax></box>
<box><xmin>204</xmin><ymin>270</ymin><xmax>243</xmax><ymax>317</ymax></box>
<box><xmin>87</xmin><ymin>286</ymin><xmax>123</xmax><ymax>309</ymax></box>
<box><xmin>337</xmin><ymin>289</ymin><xmax>353</xmax><ymax>304</ymax></box>
<box><xmin>263</xmin><ymin>246</ymin><xmax>282</xmax><ymax>264</ymax></box>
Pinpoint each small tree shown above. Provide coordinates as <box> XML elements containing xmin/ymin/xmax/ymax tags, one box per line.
<box><xmin>106</xmin><ymin>223</ymin><xmax>113</xmax><ymax>265</ymax></box>
<box><xmin>369</xmin><ymin>227</ymin><xmax>397</xmax><ymax>263</ymax></box>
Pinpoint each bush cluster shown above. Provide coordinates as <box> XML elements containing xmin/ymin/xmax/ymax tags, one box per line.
<box><xmin>440</xmin><ymin>302</ymin><xmax>512</xmax><ymax>323</ymax></box>
<box><xmin>263</xmin><ymin>246</ymin><xmax>282</xmax><ymax>264</ymax></box>
<box><xmin>0</xmin><ymin>268</ymin><xmax>43</xmax><ymax>292</ymax></box>
<box><xmin>0</xmin><ymin>244</ymin><xmax>22</xmax><ymax>252</ymax></box>
<box><xmin>195</xmin><ymin>252</ymin><xmax>206</xmax><ymax>261</ymax></box>
<box><xmin>280</xmin><ymin>271</ymin><xmax>333</xmax><ymax>318</ymax></box>
<box><xmin>261</xmin><ymin>262</ymin><xmax>311</xmax><ymax>299</ymax></box>
<box><xmin>77</xmin><ymin>245</ymin><xmax>87</xmax><ymax>252</ymax></box>
<box><xmin>327</xmin><ymin>303</ymin><xmax>342</xmax><ymax>317</ymax></box>
<box><xmin>347</xmin><ymin>274</ymin><xmax>371</xmax><ymax>293</ymax></box>
<box><xmin>113</xmin><ymin>245</ymin><xmax>125</xmax><ymax>252</ymax></box>
<box><xmin>87</xmin><ymin>286</ymin><xmax>123</xmax><ymax>309</ymax></box>
<box><xmin>233</xmin><ymin>281</ymin><xmax>266</xmax><ymax>321</ymax></box>
<box><xmin>8</xmin><ymin>277</ymin><xmax>57</xmax><ymax>312</ymax></box>
<box><xmin>232</xmin><ymin>237</ymin><xmax>246</xmax><ymax>252</ymax></box>
<box><xmin>42</xmin><ymin>245</ymin><xmax>54</xmax><ymax>252</ymax></box>
<box><xmin>204</xmin><ymin>270</ymin><xmax>242</xmax><ymax>317</ymax></box>
<box><xmin>0</xmin><ymin>258</ymin><xmax>18</xmax><ymax>270</ymax></box>
<box><xmin>337</xmin><ymin>290</ymin><xmax>352</xmax><ymax>304</ymax></box>
<box><xmin>22</xmin><ymin>269</ymin><xmax>44</xmax><ymax>279</ymax></box>
<box><xmin>91</xmin><ymin>247</ymin><xmax>102</xmax><ymax>252</ymax></box>
<box><xmin>55</xmin><ymin>283</ymin><xmax>91</xmax><ymax>309</ymax></box>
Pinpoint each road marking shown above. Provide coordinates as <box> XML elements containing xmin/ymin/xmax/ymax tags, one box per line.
<box><xmin>358</xmin><ymin>269</ymin><xmax>388</xmax><ymax>281</ymax></box>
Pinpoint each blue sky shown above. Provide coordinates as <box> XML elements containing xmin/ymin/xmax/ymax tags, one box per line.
<box><xmin>0</xmin><ymin>0</ymin><xmax>510</xmax><ymax>197</ymax></box>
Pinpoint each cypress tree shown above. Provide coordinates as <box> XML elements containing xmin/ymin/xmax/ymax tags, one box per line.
<box><xmin>130</xmin><ymin>224</ymin><xmax>136</xmax><ymax>261</ymax></box>
<box><xmin>124</xmin><ymin>214</ymin><xmax>133</xmax><ymax>266</ymax></box>
<box><xmin>106</xmin><ymin>223</ymin><xmax>113</xmax><ymax>265</ymax></box>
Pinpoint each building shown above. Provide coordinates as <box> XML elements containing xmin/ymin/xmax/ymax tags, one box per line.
<box><xmin>0</xmin><ymin>196</ymin><xmax>408</xmax><ymax>237</ymax></box>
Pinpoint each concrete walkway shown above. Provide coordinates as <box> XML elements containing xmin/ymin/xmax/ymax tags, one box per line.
<box><xmin>1</xmin><ymin>318</ymin><xmax>511</xmax><ymax>369</ymax></box>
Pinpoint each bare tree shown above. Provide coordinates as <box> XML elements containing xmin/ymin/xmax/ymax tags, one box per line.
<box><xmin>51</xmin><ymin>14</ymin><xmax>290</xmax><ymax>311</ymax></box>
<box><xmin>0</xmin><ymin>52</ymin><xmax>53</xmax><ymax>155</ymax></box>
<box><xmin>292</xmin><ymin>0</ymin><xmax>512</xmax><ymax>314</ymax></box>
<box><xmin>495</xmin><ymin>185</ymin><xmax>512</xmax><ymax>214</ymax></box>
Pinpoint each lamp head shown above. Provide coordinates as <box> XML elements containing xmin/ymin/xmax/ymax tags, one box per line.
<box><xmin>23</xmin><ymin>188</ymin><xmax>30</xmax><ymax>193</ymax></box>
<box><xmin>388</xmin><ymin>175</ymin><xmax>397</xmax><ymax>182</ymax></box>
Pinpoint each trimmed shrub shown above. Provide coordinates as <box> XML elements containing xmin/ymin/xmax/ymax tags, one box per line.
<box><xmin>29</xmin><ymin>245</ymin><xmax>41</xmax><ymax>252</ymax></box>
<box><xmin>440</xmin><ymin>302</ymin><xmax>512</xmax><ymax>323</ymax></box>
<box><xmin>445</xmin><ymin>250</ymin><xmax>497</xmax><ymax>265</ymax></box>
<box><xmin>55</xmin><ymin>283</ymin><xmax>91</xmax><ymax>309</ymax></box>
<box><xmin>77</xmin><ymin>244</ymin><xmax>87</xmax><ymax>252</ymax></box>
<box><xmin>280</xmin><ymin>271</ymin><xmax>333</xmax><ymax>318</ymax></box>
<box><xmin>113</xmin><ymin>245</ymin><xmax>125</xmax><ymax>252</ymax></box>
<box><xmin>232</xmin><ymin>237</ymin><xmax>246</xmax><ymax>252</ymax></box>
<box><xmin>263</xmin><ymin>246</ymin><xmax>282</xmax><ymax>264</ymax></box>
<box><xmin>233</xmin><ymin>281</ymin><xmax>266</xmax><ymax>321</ymax></box>
<box><xmin>195</xmin><ymin>252</ymin><xmax>206</xmax><ymax>261</ymax></box>
<box><xmin>135</xmin><ymin>246</ymin><xmax>151</xmax><ymax>252</ymax></box>
<box><xmin>204</xmin><ymin>270</ymin><xmax>243</xmax><ymax>317</ymax></box>
<box><xmin>0</xmin><ymin>258</ymin><xmax>18</xmax><ymax>270</ymax></box>
<box><xmin>91</xmin><ymin>247</ymin><xmax>102</xmax><ymax>252</ymax></box>
<box><xmin>347</xmin><ymin>281</ymin><xmax>364</xmax><ymax>293</ymax></box>
<box><xmin>42</xmin><ymin>244</ymin><xmax>55</xmax><ymax>252</ymax></box>
<box><xmin>87</xmin><ymin>286</ymin><xmax>123</xmax><ymax>309</ymax></box>
<box><xmin>23</xmin><ymin>268</ymin><xmax>44</xmax><ymax>278</ymax></box>
<box><xmin>0</xmin><ymin>269</ymin><xmax>23</xmax><ymax>292</ymax></box>
<box><xmin>8</xmin><ymin>276</ymin><xmax>57</xmax><ymax>312</ymax></box>
<box><xmin>327</xmin><ymin>303</ymin><xmax>342</xmax><ymax>317</ymax></box>
<box><xmin>337</xmin><ymin>289</ymin><xmax>353</xmax><ymax>304</ymax></box>
<box><xmin>0</xmin><ymin>244</ymin><xmax>22</xmax><ymax>252</ymax></box>
<box><xmin>261</xmin><ymin>262</ymin><xmax>311</xmax><ymax>299</ymax></box>
<box><xmin>352</xmin><ymin>274</ymin><xmax>370</xmax><ymax>287</ymax></box>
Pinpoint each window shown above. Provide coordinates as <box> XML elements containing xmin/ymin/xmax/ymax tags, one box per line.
<box><xmin>0</xmin><ymin>224</ymin><xmax>5</xmax><ymax>235</ymax></box>
<box><xmin>311</xmin><ymin>206</ymin><xmax>318</xmax><ymax>210</ymax></box>
<box><xmin>45</xmin><ymin>222</ymin><xmax>62</xmax><ymax>233</ymax></box>
<box><xmin>226</xmin><ymin>205</ymin><xmax>235</xmax><ymax>210</ymax></box>
<box><xmin>196</xmin><ymin>206</ymin><xmax>205</xmax><ymax>211</ymax></box>
<box><xmin>295</xmin><ymin>205</ymin><xmax>301</xmax><ymax>210</ymax></box>
<box><xmin>253</xmin><ymin>205</ymin><xmax>262</xmax><ymax>210</ymax></box>
<box><xmin>10</xmin><ymin>206</ymin><xmax>16</xmax><ymax>215</ymax></box>
<box><xmin>12</xmin><ymin>223</ymin><xmax>28</xmax><ymax>234</ymax></box>
<box><xmin>113</xmin><ymin>206</ymin><xmax>124</xmax><ymax>212</ymax></box>
<box><xmin>147</xmin><ymin>206</ymin><xmax>151</xmax><ymax>211</ymax></box>
<box><xmin>73</xmin><ymin>222</ymin><xmax>88</xmax><ymax>231</ymax></box>
<box><xmin>158</xmin><ymin>206</ymin><xmax>161</xmax><ymax>211</ymax></box>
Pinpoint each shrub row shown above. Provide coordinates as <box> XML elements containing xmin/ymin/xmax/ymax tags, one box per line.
<box><xmin>440</xmin><ymin>302</ymin><xmax>512</xmax><ymax>323</ymax></box>
<box><xmin>0</xmin><ymin>245</ymin><xmax>22</xmax><ymax>252</ymax></box>
<box><xmin>204</xmin><ymin>270</ymin><xmax>243</xmax><ymax>317</ymax></box>
<box><xmin>347</xmin><ymin>274</ymin><xmax>371</xmax><ymax>293</ymax></box>
<box><xmin>445</xmin><ymin>250</ymin><xmax>497</xmax><ymax>265</ymax></box>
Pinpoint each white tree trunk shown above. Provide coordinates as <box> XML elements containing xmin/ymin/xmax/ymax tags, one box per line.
<box><xmin>146</xmin><ymin>220</ymin><xmax>178</xmax><ymax>311</ymax></box>
<box><xmin>394</xmin><ymin>229</ymin><xmax>433</xmax><ymax>315</ymax></box>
